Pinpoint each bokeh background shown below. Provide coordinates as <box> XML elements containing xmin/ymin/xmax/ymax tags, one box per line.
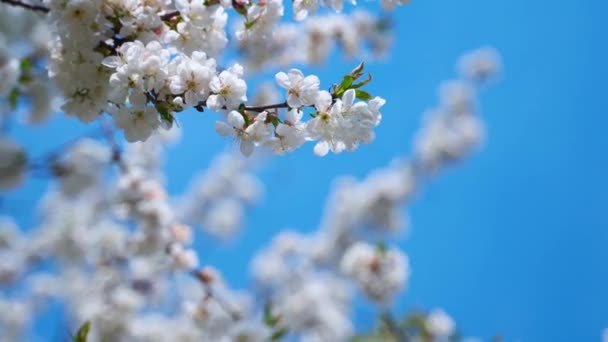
<box><xmin>4</xmin><ymin>0</ymin><xmax>608</xmax><ymax>341</ymax></box>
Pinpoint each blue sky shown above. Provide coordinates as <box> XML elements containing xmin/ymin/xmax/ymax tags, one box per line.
<box><xmin>4</xmin><ymin>0</ymin><xmax>608</xmax><ymax>341</ymax></box>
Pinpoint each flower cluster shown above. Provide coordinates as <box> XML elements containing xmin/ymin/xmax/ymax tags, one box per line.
<box><xmin>0</xmin><ymin>4</ymin><xmax>56</xmax><ymax>125</ymax></box>
<box><xmin>246</xmin><ymin>47</ymin><xmax>501</xmax><ymax>341</ymax></box>
<box><xmin>341</xmin><ymin>241</ymin><xmax>410</xmax><ymax>303</ymax></box>
<box><xmin>0</xmin><ymin>0</ymin><xmax>405</xmax><ymax>157</ymax></box>
<box><xmin>414</xmin><ymin>47</ymin><xmax>502</xmax><ymax>171</ymax></box>
<box><xmin>214</xmin><ymin>65</ymin><xmax>385</xmax><ymax>156</ymax></box>
<box><xmin>0</xmin><ymin>0</ymin><xmax>504</xmax><ymax>338</ymax></box>
<box><xmin>37</xmin><ymin>0</ymin><xmax>391</xmax><ymax>157</ymax></box>
<box><xmin>178</xmin><ymin>152</ymin><xmax>263</xmax><ymax>239</ymax></box>
<box><xmin>237</xmin><ymin>11</ymin><xmax>393</xmax><ymax>71</ymax></box>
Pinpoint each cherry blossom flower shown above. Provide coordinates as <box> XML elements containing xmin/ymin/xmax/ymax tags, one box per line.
<box><xmin>275</xmin><ymin>68</ymin><xmax>320</xmax><ymax>108</ymax></box>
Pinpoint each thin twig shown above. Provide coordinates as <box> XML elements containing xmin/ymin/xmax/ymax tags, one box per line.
<box><xmin>99</xmin><ymin>118</ymin><xmax>128</xmax><ymax>172</ymax></box>
<box><xmin>0</xmin><ymin>0</ymin><xmax>49</xmax><ymax>13</ymax></box>
<box><xmin>204</xmin><ymin>285</ymin><xmax>241</xmax><ymax>321</ymax></box>
<box><xmin>244</xmin><ymin>101</ymin><xmax>289</xmax><ymax>112</ymax></box>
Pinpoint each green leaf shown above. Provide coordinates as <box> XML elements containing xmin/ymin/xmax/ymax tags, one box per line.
<box><xmin>355</xmin><ymin>89</ymin><xmax>373</xmax><ymax>101</ymax></box>
<box><xmin>270</xmin><ymin>327</ymin><xmax>288</xmax><ymax>341</ymax></box>
<box><xmin>8</xmin><ymin>88</ymin><xmax>19</xmax><ymax>110</ymax></box>
<box><xmin>18</xmin><ymin>58</ymin><xmax>33</xmax><ymax>84</ymax></box>
<box><xmin>19</xmin><ymin>58</ymin><xmax>32</xmax><ymax>74</ymax></box>
<box><xmin>73</xmin><ymin>321</ymin><xmax>91</xmax><ymax>342</ymax></box>
<box><xmin>156</xmin><ymin>104</ymin><xmax>175</xmax><ymax>127</ymax></box>
<box><xmin>351</xmin><ymin>73</ymin><xmax>373</xmax><ymax>89</ymax></box>
<box><xmin>269</xmin><ymin>115</ymin><xmax>280</xmax><ymax>127</ymax></box>
<box><xmin>349</xmin><ymin>62</ymin><xmax>365</xmax><ymax>79</ymax></box>
<box><xmin>333</xmin><ymin>75</ymin><xmax>354</xmax><ymax>97</ymax></box>
<box><xmin>340</xmin><ymin>76</ymin><xmax>354</xmax><ymax>90</ymax></box>
<box><xmin>375</xmin><ymin>241</ymin><xmax>387</xmax><ymax>254</ymax></box>
<box><xmin>376</xmin><ymin>17</ymin><xmax>392</xmax><ymax>32</ymax></box>
<box><xmin>264</xmin><ymin>303</ymin><xmax>281</xmax><ymax>327</ymax></box>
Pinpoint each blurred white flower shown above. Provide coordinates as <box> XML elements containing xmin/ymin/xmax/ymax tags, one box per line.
<box><xmin>426</xmin><ymin>309</ymin><xmax>456</xmax><ymax>339</ymax></box>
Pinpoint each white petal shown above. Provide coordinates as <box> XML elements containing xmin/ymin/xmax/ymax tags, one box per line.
<box><xmin>102</xmin><ymin>56</ymin><xmax>122</xmax><ymax>68</ymax></box>
<box><xmin>227</xmin><ymin>111</ymin><xmax>245</xmax><ymax>129</ymax></box>
<box><xmin>209</xmin><ymin>77</ymin><xmax>222</xmax><ymax>93</ymax></box>
<box><xmin>185</xmin><ymin>91</ymin><xmax>198</xmax><ymax>106</ymax></box>
<box><xmin>313</xmin><ymin>140</ymin><xmax>329</xmax><ymax>156</ymax></box>
<box><xmin>130</xmin><ymin>91</ymin><xmax>147</xmax><ymax>108</ymax></box>
<box><xmin>240</xmin><ymin>140</ymin><xmax>254</xmax><ymax>156</ymax></box>
<box><xmin>302</xmin><ymin>75</ymin><xmax>320</xmax><ymax>90</ymax></box>
<box><xmin>275</xmin><ymin>72</ymin><xmax>291</xmax><ymax>89</ymax></box>
<box><xmin>285</xmin><ymin>108</ymin><xmax>303</xmax><ymax>123</ymax></box>
<box><xmin>342</xmin><ymin>89</ymin><xmax>356</xmax><ymax>109</ymax></box>
<box><xmin>369</xmin><ymin>96</ymin><xmax>386</xmax><ymax>112</ymax></box>
<box><xmin>294</xmin><ymin>8</ymin><xmax>308</xmax><ymax>21</ymax></box>
<box><xmin>287</xmin><ymin>93</ymin><xmax>302</xmax><ymax>109</ymax></box>
<box><xmin>314</xmin><ymin>91</ymin><xmax>332</xmax><ymax>112</ymax></box>
<box><xmin>288</xmin><ymin>69</ymin><xmax>304</xmax><ymax>83</ymax></box>
<box><xmin>206</xmin><ymin>95</ymin><xmax>222</xmax><ymax>110</ymax></box>
<box><xmin>275</xmin><ymin>123</ymin><xmax>291</xmax><ymax>136</ymax></box>
<box><xmin>215</xmin><ymin>121</ymin><xmax>233</xmax><ymax>136</ymax></box>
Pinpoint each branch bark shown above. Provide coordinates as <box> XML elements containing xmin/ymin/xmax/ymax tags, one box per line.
<box><xmin>0</xmin><ymin>0</ymin><xmax>49</xmax><ymax>13</ymax></box>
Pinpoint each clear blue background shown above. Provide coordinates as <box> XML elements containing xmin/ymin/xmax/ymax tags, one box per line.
<box><xmin>4</xmin><ymin>0</ymin><xmax>608</xmax><ymax>341</ymax></box>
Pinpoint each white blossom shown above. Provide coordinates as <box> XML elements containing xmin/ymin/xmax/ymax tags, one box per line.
<box><xmin>275</xmin><ymin>68</ymin><xmax>320</xmax><ymax>108</ymax></box>
<box><xmin>293</xmin><ymin>0</ymin><xmax>319</xmax><ymax>21</ymax></box>
<box><xmin>207</xmin><ymin>64</ymin><xmax>248</xmax><ymax>111</ymax></box>
<box><xmin>169</xmin><ymin>52</ymin><xmax>216</xmax><ymax>106</ymax></box>
<box><xmin>341</xmin><ymin>242</ymin><xmax>409</xmax><ymax>303</ymax></box>
<box><xmin>426</xmin><ymin>309</ymin><xmax>456</xmax><ymax>339</ymax></box>
<box><xmin>0</xmin><ymin>3</ymin><xmax>501</xmax><ymax>338</ymax></box>
<box><xmin>268</xmin><ymin>108</ymin><xmax>307</xmax><ymax>154</ymax></box>
<box><xmin>458</xmin><ymin>46</ymin><xmax>502</xmax><ymax>83</ymax></box>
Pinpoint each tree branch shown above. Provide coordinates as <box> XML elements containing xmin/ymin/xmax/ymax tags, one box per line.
<box><xmin>159</xmin><ymin>10</ymin><xmax>180</xmax><ymax>21</ymax></box>
<box><xmin>192</xmin><ymin>100</ymin><xmax>292</xmax><ymax>114</ymax></box>
<box><xmin>244</xmin><ymin>101</ymin><xmax>289</xmax><ymax>112</ymax></box>
<box><xmin>0</xmin><ymin>0</ymin><xmax>49</xmax><ymax>13</ymax></box>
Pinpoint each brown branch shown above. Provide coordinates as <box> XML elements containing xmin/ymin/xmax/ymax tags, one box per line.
<box><xmin>160</xmin><ymin>10</ymin><xmax>180</xmax><ymax>21</ymax></box>
<box><xmin>0</xmin><ymin>0</ymin><xmax>49</xmax><ymax>13</ymax></box>
<box><xmin>244</xmin><ymin>101</ymin><xmax>289</xmax><ymax>112</ymax></box>
<box><xmin>192</xmin><ymin>100</ymin><xmax>291</xmax><ymax>113</ymax></box>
